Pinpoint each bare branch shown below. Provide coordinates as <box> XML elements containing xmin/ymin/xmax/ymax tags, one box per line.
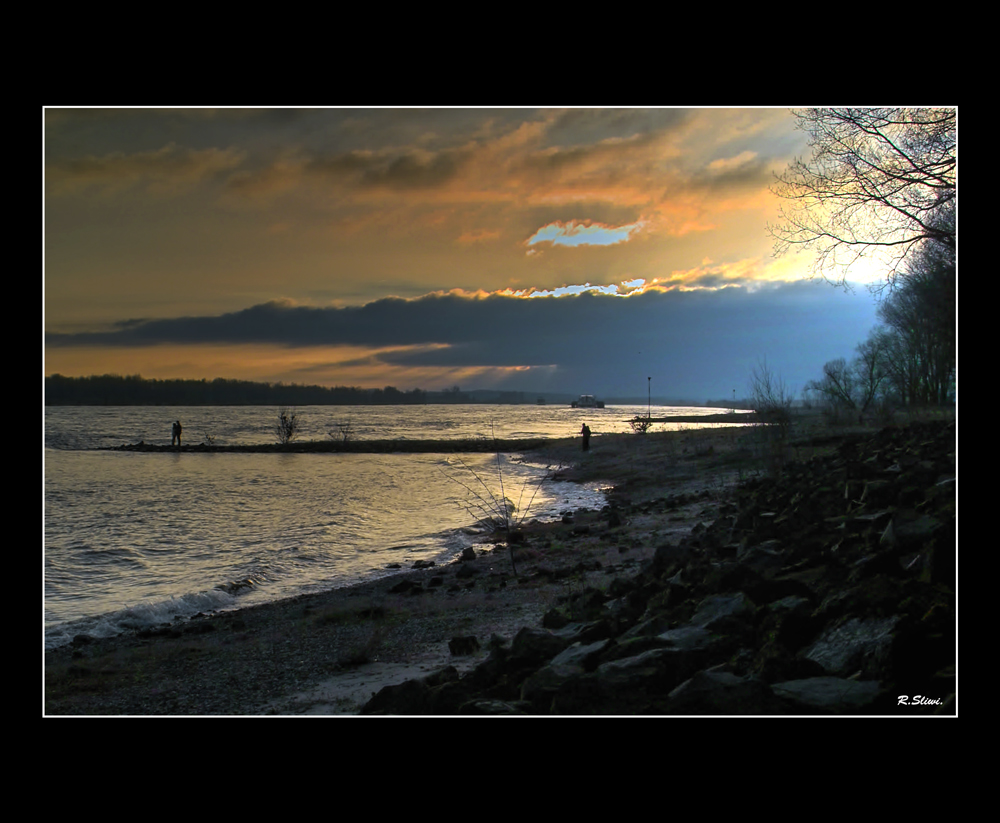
<box><xmin>769</xmin><ymin>107</ymin><xmax>956</xmax><ymax>288</ymax></box>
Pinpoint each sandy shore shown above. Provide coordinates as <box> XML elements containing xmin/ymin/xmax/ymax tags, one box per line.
<box><xmin>44</xmin><ymin>412</ymin><xmax>916</xmax><ymax>716</ymax></box>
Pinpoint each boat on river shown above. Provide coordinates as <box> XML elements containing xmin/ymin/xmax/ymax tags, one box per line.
<box><xmin>571</xmin><ymin>394</ymin><xmax>605</xmax><ymax>408</ymax></box>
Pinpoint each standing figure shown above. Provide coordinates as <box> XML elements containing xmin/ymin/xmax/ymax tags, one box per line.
<box><xmin>581</xmin><ymin>423</ymin><xmax>591</xmax><ymax>452</ymax></box>
<box><xmin>172</xmin><ymin>420</ymin><xmax>182</xmax><ymax>447</ymax></box>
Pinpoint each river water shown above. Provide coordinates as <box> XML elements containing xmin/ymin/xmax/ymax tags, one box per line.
<box><xmin>43</xmin><ymin>403</ymin><xmax>730</xmax><ymax>649</ymax></box>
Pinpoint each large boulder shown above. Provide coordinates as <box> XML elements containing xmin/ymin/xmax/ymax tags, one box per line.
<box><xmin>771</xmin><ymin>677</ymin><xmax>882</xmax><ymax>714</ymax></box>
<box><xmin>666</xmin><ymin>669</ymin><xmax>789</xmax><ymax>715</ymax></box>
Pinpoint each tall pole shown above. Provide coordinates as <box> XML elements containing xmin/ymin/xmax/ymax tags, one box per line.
<box><xmin>647</xmin><ymin>376</ymin><xmax>651</xmax><ymax>419</ymax></box>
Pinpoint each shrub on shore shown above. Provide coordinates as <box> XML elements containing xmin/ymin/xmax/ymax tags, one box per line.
<box><xmin>275</xmin><ymin>406</ymin><xmax>299</xmax><ymax>445</ymax></box>
<box><xmin>747</xmin><ymin>358</ymin><xmax>794</xmax><ymax>477</ymax></box>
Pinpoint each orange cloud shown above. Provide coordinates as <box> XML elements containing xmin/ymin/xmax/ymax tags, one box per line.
<box><xmin>455</xmin><ymin>228</ymin><xmax>501</xmax><ymax>245</ymax></box>
<box><xmin>47</xmin><ymin>142</ymin><xmax>246</xmax><ymax>197</ymax></box>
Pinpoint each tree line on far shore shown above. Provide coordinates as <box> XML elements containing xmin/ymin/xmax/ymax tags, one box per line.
<box><xmin>44</xmin><ymin>374</ymin><xmax>431</xmax><ymax>406</ymax></box>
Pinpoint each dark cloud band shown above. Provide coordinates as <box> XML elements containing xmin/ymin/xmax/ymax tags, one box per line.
<box><xmin>45</xmin><ymin>282</ymin><xmax>880</xmax><ymax>398</ymax></box>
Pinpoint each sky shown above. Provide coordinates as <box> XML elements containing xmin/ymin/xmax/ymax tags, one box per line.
<box><xmin>43</xmin><ymin>107</ymin><xmax>887</xmax><ymax>402</ymax></box>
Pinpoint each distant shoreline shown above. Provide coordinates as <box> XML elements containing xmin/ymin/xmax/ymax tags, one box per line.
<box><xmin>43</xmin><ymin>374</ymin><xmax>725</xmax><ymax>409</ymax></box>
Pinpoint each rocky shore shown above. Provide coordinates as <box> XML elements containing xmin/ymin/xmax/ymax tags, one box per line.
<box><xmin>360</xmin><ymin>417</ymin><xmax>957</xmax><ymax>715</ymax></box>
<box><xmin>44</xmin><ymin>414</ymin><xmax>956</xmax><ymax>716</ymax></box>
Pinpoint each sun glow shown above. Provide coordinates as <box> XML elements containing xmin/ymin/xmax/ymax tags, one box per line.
<box><xmin>496</xmin><ymin>278</ymin><xmax>658</xmax><ymax>299</ymax></box>
<box><xmin>491</xmin><ymin>254</ymin><xmax>810</xmax><ymax>299</ymax></box>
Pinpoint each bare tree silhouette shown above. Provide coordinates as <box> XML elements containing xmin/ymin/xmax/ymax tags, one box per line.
<box><xmin>769</xmin><ymin>107</ymin><xmax>956</xmax><ymax>290</ymax></box>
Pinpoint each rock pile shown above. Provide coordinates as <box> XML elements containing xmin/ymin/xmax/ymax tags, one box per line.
<box><xmin>361</xmin><ymin>420</ymin><xmax>956</xmax><ymax>715</ymax></box>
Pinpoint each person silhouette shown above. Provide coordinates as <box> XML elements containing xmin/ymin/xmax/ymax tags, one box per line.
<box><xmin>171</xmin><ymin>420</ymin><xmax>182</xmax><ymax>447</ymax></box>
<box><xmin>581</xmin><ymin>423</ymin><xmax>591</xmax><ymax>452</ymax></box>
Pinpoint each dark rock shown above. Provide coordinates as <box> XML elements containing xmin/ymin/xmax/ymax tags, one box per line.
<box><xmin>542</xmin><ymin>607</ymin><xmax>571</xmax><ymax>629</ymax></box>
<box><xmin>361</xmin><ymin>666</ymin><xmax>461</xmax><ymax>715</ymax></box>
<box><xmin>880</xmin><ymin>511</ymin><xmax>944</xmax><ymax>552</ymax></box>
<box><xmin>509</xmin><ymin>627</ymin><xmax>575</xmax><ymax>668</ymax></box>
<box><xmin>657</xmin><ymin>624</ymin><xmax>725</xmax><ymax>652</ymax></box>
<box><xmin>648</xmin><ymin>541</ymin><xmax>696</xmax><ymax>577</ymax></box>
<box><xmin>586</xmin><ymin>650</ymin><xmax>677</xmax><ymax>700</ymax></box>
<box><xmin>597</xmin><ymin>635</ymin><xmax>671</xmax><ymax>664</ymax></box>
<box><xmin>771</xmin><ymin>677</ymin><xmax>882</xmax><ymax>713</ymax></box>
<box><xmin>564</xmin><ymin>587</ymin><xmax>609</xmax><ymax>621</ymax></box>
<box><xmin>619</xmin><ymin>612</ymin><xmax>676</xmax><ymax>640</ymax></box>
<box><xmin>448</xmin><ymin>635</ymin><xmax>481</xmax><ymax>656</ymax></box>
<box><xmin>691</xmin><ymin>593</ymin><xmax>756</xmax><ymax>632</ymax></box>
<box><xmin>754</xmin><ymin>640</ymin><xmax>827</xmax><ymax>683</ymax></box>
<box><xmin>520</xmin><ymin>639</ymin><xmax>613</xmax><ymax>707</ymax></box>
<box><xmin>702</xmin><ymin>562</ymin><xmax>764</xmax><ymax>595</ymax></box>
<box><xmin>756</xmin><ymin>595</ymin><xmax>817</xmax><ymax>655</ymax></box>
<box><xmin>666</xmin><ymin>669</ymin><xmax>788</xmax><ymax>714</ymax></box>
<box><xmin>802</xmin><ymin>615</ymin><xmax>899</xmax><ymax>677</ymax></box>
<box><xmin>588</xmin><ymin>647</ymin><xmax>701</xmax><ymax>703</ymax></box>
<box><xmin>550</xmin><ymin>620</ymin><xmax>616</xmax><ymax>645</ymax></box>
<box><xmin>459</xmin><ymin>699</ymin><xmax>531</xmax><ymax>714</ymax></box>
<box><xmin>736</xmin><ymin>540</ymin><xmax>787</xmax><ymax>577</ymax></box>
